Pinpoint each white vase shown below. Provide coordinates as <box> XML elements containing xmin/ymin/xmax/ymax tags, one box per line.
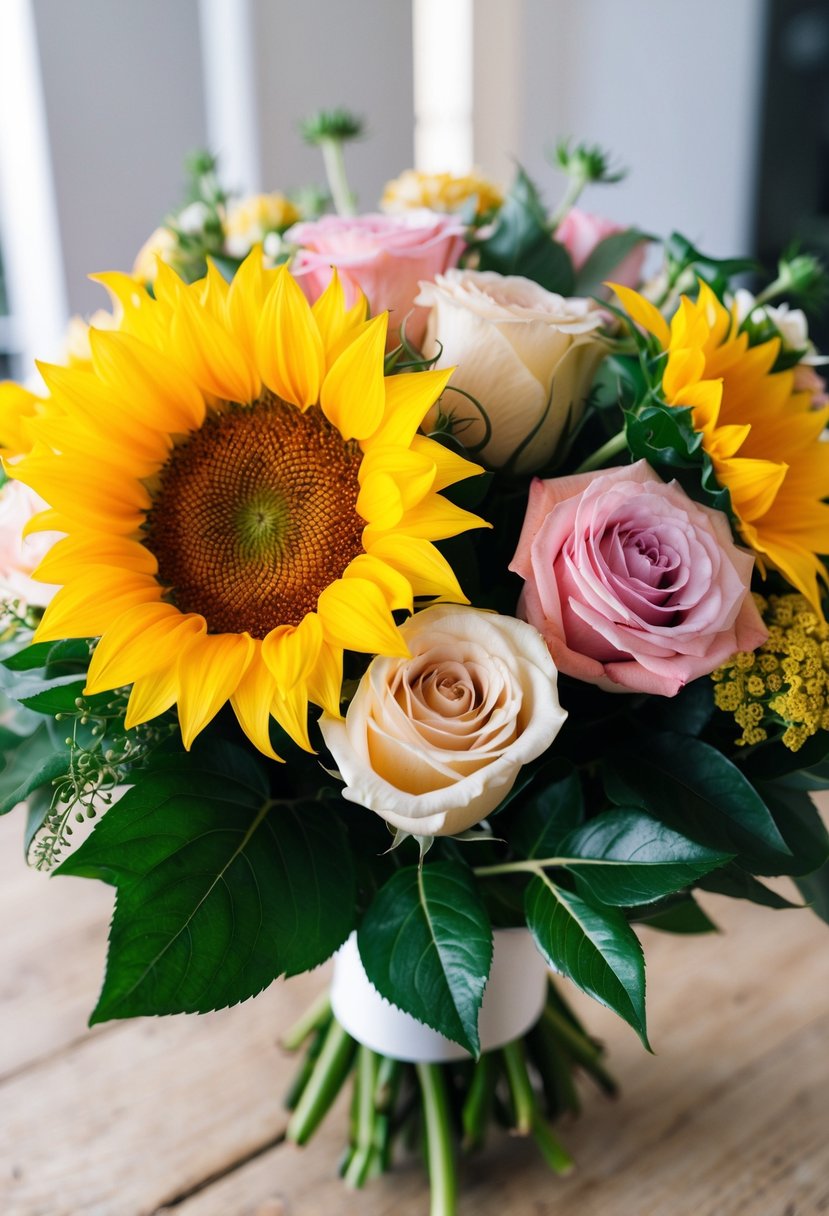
<box><xmin>330</xmin><ymin>928</ymin><xmax>549</xmax><ymax>1063</ymax></box>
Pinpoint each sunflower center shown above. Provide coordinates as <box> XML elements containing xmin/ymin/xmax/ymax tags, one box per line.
<box><xmin>143</xmin><ymin>397</ymin><xmax>364</xmax><ymax>637</ymax></box>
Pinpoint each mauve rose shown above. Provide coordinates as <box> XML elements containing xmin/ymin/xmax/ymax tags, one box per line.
<box><xmin>0</xmin><ymin>481</ymin><xmax>59</xmax><ymax>609</ymax></box>
<box><xmin>319</xmin><ymin>604</ymin><xmax>566</xmax><ymax>837</ymax></box>
<box><xmin>286</xmin><ymin>210</ymin><xmax>465</xmax><ymax>349</ymax></box>
<box><xmin>510</xmin><ymin>461</ymin><xmax>768</xmax><ymax>697</ymax></box>
<box><xmin>556</xmin><ymin>208</ymin><xmax>646</xmax><ymax>290</ymax></box>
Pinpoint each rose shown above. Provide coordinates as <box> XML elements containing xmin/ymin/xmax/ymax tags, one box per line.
<box><xmin>415</xmin><ymin>269</ymin><xmax>607</xmax><ymax>474</ymax></box>
<box><xmin>555</xmin><ymin>207</ymin><xmax>646</xmax><ymax>289</ymax></box>
<box><xmin>319</xmin><ymin>604</ymin><xmax>566</xmax><ymax>837</ymax></box>
<box><xmin>286</xmin><ymin>210</ymin><xmax>465</xmax><ymax>349</ymax></box>
<box><xmin>0</xmin><ymin>481</ymin><xmax>59</xmax><ymax>609</ymax></box>
<box><xmin>510</xmin><ymin>461</ymin><xmax>768</xmax><ymax>696</ymax></box>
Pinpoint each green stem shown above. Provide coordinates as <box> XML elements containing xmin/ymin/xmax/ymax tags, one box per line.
<box><xmin>344</xmin><ymin>1046</ymin><xmax>379</xmax><ymax>1188</ymax></box>
<box><xmin>283</xmin><ymin>1024</ymin><xmax>328</xmax><ymax>1110</ymax></box>
<box><xmin>321</xmin><ymin>138</ymin><xmax>355</xmax><ymax>216</ymax></box>
<box><xmin>285</xmin><ymin>1018</ymin><xmax>356</xmax><ymax>1145</ymax></box>
<box><xmin>461</xmin><ymin>1052</ymin><xmax>499</xmax><ymax>1151</ymax></box>
<box><xmin>281</xmin><ymin>990</ymin><xmax>332</xmax><ymax>1051</ymax></box>
<box><xmin>527</xmin><ymin>1023</ymin><xmax>581</xmax><ymax>1117</ymax></box>
<box><xmin>531</xmin><ymin>1113</ymin><xmax>575</xmax><ymax>1175</ymax></box>
<box><xmin>549</xmin><ymin>173</ymin><xmax>587</xmax><ymax>232</ymax></box>
<box><xmin>501</xmin><ymin>1040</ymin><xmax>535</xmax><ymax>1135</ymax></box>
<box><xmin>543</xmin><ymin>1006</ymin><xmax>617</xmax><ymax>1096</ymax></box>
<box><xmin>416</xmin><ymin>1062</ymin><xmax>458</xmax><ymax>1216</ymax></box>
<box><xmin>573</xmin><ymin>428</ymin><xmax>628</xmax><ymax>474</ymax></box>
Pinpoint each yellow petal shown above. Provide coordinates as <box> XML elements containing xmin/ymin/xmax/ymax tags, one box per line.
<box><xmin>86</xmin><ymin>606</ymin><xmax>205</xmax><ymax>693</ymax></box>
<box><xmin>306</xmin><ymin>639</ymin><xmax>343</xmax><ymax>718</ymax></box>
<box><xmin>34</xmin><ymin>534</ymin><xmax>157</xmax><ymax>584</ymax></box>
<box><xmin>356</xmin><ymin>470</ymin><xmax>404</xmax><ymax>528</ymax></box>
<box><xmin>320</xmin><ymin>313</ymin><xmax>388</xmax><ymax>440</ymax></box>
<box><xmin>372</xmin><ymin>367</ymin><xmax>454</xmax><ymax>448</ymax></box>
<box><xmin>343</xmin><ymin>553</ymin><xmax>414</xmax><ymax>612</ymax></box>
<box><xmin>271</xmin><ymin>682</ymin><xmax>314</xmax><ymax>753</ymax></box>
<box><xmin>610</xmin><ymin>283</ymin><xmax>671</xmax><ymax>349</ymax></box>
<box><xmin>170</xmin><ymin>289</ymin><xmax>260</xmax><ymax>404</ymax></box>
<box><xmin>176</xmin><ymin>632</ymin><xmax>256</xmax><ymax>749</ymax></box>
<box><xmin>366</xmin><ymin>534</ymin><xmax>469</xmax><ymax>603</ymax></box>
<box><xmin>316</xmin><ymin>577</ymin><xmax>409</xmax><ymax>656</ymax></box>
<box><xmin>89</xmin><ymin>329</ymin><xmax>205</xmax><ymax>433</ymax></box>
<box><xmin>410</xmin><ymin>434</ymin><xmax>484</xmax><ymax>492</ymax></box>
<box><xmin>230</xmin><ymin>647</ymin><xmax>283</xmax><ymax>760</ymax></box>
<box><xmin>34</xmin><ymin>571</ymin><xmax>160</xmax><ymax>643</ymax></box>
<box><xmin>262</xmin><ymin>612</ymin><xmax>323</xmax><ymax>690</ymax></box>
<box><xmin>368</xmin><ymin>494</ymin><xmax>490</xmax><ymax>543</ymax></box>
<box><xmin>125</xmin><ymin>665</ymin><xmax>181</xmax><ymax>729</ymax></box>
<box><xmin>255</xmin><ymin>266</ymin><xmax>324</xmax><ymax>407</ymax></box>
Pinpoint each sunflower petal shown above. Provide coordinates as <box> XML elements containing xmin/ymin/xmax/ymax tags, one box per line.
<box><xmin>610</xmin><ymin>283</ymin><xmax>671</xmax><ymax>349</ymax></box>
<box><xmin>366</xmin><ymin>534</ymin><xmax>469</xmax><ymax>603</ymax></box>
<box><xmin>317</xmin><ymin>577</ymin><xmax>409</xmax><ymax>656</ymax></box>
<box><xmin>86</xmin><ymin>605</ymin><xmax>205</xmax><ymax>694</ymax></box>
<box><xmin>230</xmin><ymin>647</ymin><xmax>283</xmax><ymax>760</ymax></box>
<box><xmin>320</xmin><ymin>313</ymin><xmax>389</xmax><ymax>440</ymax></box>
<box><xmin>176</xmin><ymin>632</ymin><xmax>256</xmax><ymax>749</ymax></box>
<box><xmin>256</xmin><ymin>267</ymin><xmax>324</xmax><ymax>407</ymax></box>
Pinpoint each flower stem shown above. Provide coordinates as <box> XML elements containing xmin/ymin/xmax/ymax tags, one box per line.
<box><xmin>281</xmin><ymin>989</ymin><xmax>332</xmax><ymax>1051</ymax></box>
<box><xmin>530</xmin><ymin>1112</ymin><xmax>575</xmax><ymax>1175</ymax></box>
<box><xmin>543</xmin><ymin>1006</ymin><xmax>617</xmax><ymax>1096</ymax></box>
<box><xmin>501</xmin><ymin>1040</ymin><xmax>536</xmax><ymax>1134</ymax></box>
<box><xmin>344</xmin><ymin>1046</ymin><xmax>379</xmax><ymax>1188</ymax></box>
<box><xmin>416</xmin><ymin>1062</ymin><xmax>458</xmax><ymax>1216</ymax></box>
<box><xmin>574</xmin><ymin>428</ymin><xmax>628</xmax><ymax>473</ymax></box>
<box><xmin>526</xmin><ymin>1023</ymin><xmax>581</xmax><ymax>1117</ymax></box>
<box><xmin>461</xmin><ymin>1052</ymin><xmax>499</xmax><ymax>1150</ymax></box>
<box><xmin>321</xmin><ymin>138</ymin><xmax>356</xmax><ymax>216</ymax></box>
<box><xmin>286</xmin><ymin>1018</ymin><xmax>356</xmax><ymax>1145</ymax></box>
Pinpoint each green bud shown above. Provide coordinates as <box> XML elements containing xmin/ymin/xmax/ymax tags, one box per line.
<box><xmin>299</xmin><ymin>108</ymin><xmax>364</xmax><ymax>146</ymax></box>
<box><xmin>551</xmin><ymin>139</ymin><xmax>626</xmax><ymax>186</ymax></box>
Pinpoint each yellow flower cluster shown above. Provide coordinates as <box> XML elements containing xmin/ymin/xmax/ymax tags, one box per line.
<box><xmin>712</xmin><ymin>593</ymin><xmax>829</xmax><ymax>750</ymax></box>
<box><xmin>381</xmin><ymin>169</ymin><xmax>502</xmax><ymax>216</ymax></box>
<box><xmin>225</xmin><ymin>192</ymin><xmax>300</xmax><ymax>243</ymax></box>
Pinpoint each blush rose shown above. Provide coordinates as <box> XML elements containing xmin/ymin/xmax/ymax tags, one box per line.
<box><xmin>510</xmin><ymin>461</ymin><xmax>768</xmax><ymax>696</ymax></box>
<box><xmin>555</xmin><ymin>207</ymin><xmax>647</xmax><ymax>290</ymax></box>
<box><xmin>319</xmin><ymin>604</ymin><xmax>566</xmax><ymax>837</ymax></box>
<box><xmin>286</xmin><ymin>210</ymin><xmax>465</xmax><ymax>349</ymax></box>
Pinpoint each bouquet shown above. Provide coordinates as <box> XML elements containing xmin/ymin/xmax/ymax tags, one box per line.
<box><xmin>1</xmin><ymin>110</ymin><xmax>827</xmax><ymax>1214</ymax></box>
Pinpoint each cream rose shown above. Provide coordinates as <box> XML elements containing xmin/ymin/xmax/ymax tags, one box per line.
<box><xmin>416</xmin><ymin>269</ymin><xmax>607</xmax><ymax>474</ymax></box>
<box><xmin>319</xmin><ymin>604</ymin><xmax>566</xmax><ymax>837</ymax></box>
<box><xmin>0</xmin><ymin>481</ymin><xmax>59</xmax><ymax>609</ymax></box>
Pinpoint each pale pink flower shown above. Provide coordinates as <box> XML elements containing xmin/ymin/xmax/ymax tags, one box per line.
<box><xmin>556</xmin><ymin>208</ymin><xmax>646</xmax><ymax>289</ymax></box>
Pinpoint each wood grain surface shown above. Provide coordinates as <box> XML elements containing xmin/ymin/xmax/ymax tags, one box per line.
<box><xmin>1</xmin><ymin>807</ymin><xmax>827</xmax><ymax>1216</ymax></box>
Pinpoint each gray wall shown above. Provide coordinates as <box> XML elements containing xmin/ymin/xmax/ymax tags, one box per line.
<box><xmin>32</xmin><ymin>0</ymin><xmax>207</xmax><ymax>316</ymax></box>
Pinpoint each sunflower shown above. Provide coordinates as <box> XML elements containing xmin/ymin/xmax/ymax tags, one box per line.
<box><xmin>613</xmin><ymin>280</ymin><xmax>829</xmax><ymax>615</ymax></box>
<box><xmin>11</xmin><ymin>251</ymin><xmax>488</xmax><ymax>757</ymax></box>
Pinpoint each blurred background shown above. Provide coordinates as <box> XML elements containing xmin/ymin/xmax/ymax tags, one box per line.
<box><xmin>0</xmin><ymin>0</ymin><xmax>825</xmax><ymax>377</ymax></box>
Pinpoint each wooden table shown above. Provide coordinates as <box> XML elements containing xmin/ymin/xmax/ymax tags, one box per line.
<box><xmin>1</xmin><ymin>808</ymin><xmax>827</xmax><ymax>1216</ymax></box>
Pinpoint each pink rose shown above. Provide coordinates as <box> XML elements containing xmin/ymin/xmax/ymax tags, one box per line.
<box><xmin>0</xmin><ymin>481</ymin><xmax>59</xmax><ymax>609</ymax></box>
<box><xmin>556</xmin><ymin>208</ymin><xmax>646</xmax><ymax>290</ymax></box>
<box><xmin>287</xmin><ymin>210</ymin><xmax>465</xmax><ymax>349</ymax></box>
<box><xmin>510</xmin><ymin>461</ymin><xmax>768</xmax><ymax>697</ymax></box>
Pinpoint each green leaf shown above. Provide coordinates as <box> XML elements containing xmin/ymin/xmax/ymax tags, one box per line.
<box><xmin>2</xmin><ymin>641</ymin><xmax>54</xmax><ymax>672</ymax></box>
<box><xmin>696</xmin><ymin>863</ymin><xmax>802</xmax><ymax>910</ymax></box>
<box><xmin>358</xmin><ymin>862</ymin><xmax>492</xmax><ymax>1056</ymax></box>
<box><xmin>632</xmin><ymin>893</ymin><xmax>718</xmax><ymax>935</ymax></box>
<box><xmin>557</xmin><ymin>809</ymin><xmax>730</xmax><ymax>906</ymax></box>
<box><xmin>754</xmin><ymin>784</ymin><xmax>829</xmax><ymax>876</ymax></box>
<box><xmin>473</xmin><ymin>166</ymin><xmax>575</xmax><ymax>294</ymax></box>
<box><xmin>574</xmin><ymin>229</ymin><xmax>649</xmax><ymax>296</ymax></box>
<box><xmin>508</xmin><ymin>759</ymin><xmax>584</xmax><ymax>859</ymax></box>
<box><xmin>55</xmin><ymin>770</ymin><xmax>356</xmax><ymax>1021</ymax></box>
<box><xmin>19</xmin><ymin>677</ymin><xmax>113</xmax><ymax>717</ymax></box>
<box><xmin>604</xmin><ymin>734</ymin><xmax>792</xmax><ymax>868</ymax></box>
<box><xmin>0</xmin><ymin>725</ymin><xmax>67</xmax><ymax>815</ymax></box>
<box><xmin>525</xmin><ymin>874</ymin><xmax>649</xmax><ymax>1047</ymax></box>
<box><xmin>796</xmin><ymin>859</ymin><xmax>829</xmax><ymax>924</ymax></box>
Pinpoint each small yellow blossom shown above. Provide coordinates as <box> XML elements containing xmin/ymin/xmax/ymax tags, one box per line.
<box><xmin>712</xmin><ymin>593</ymin><xmax>829</xmax><ymax>750</ymax></box>
<box><xmin>224</xmin><ymin>193</ymin><xmax>300</xmax><ymax>256</ymax></box>
<box><xmin>133</xmin><ymin>226</ymin><xmax>178</xmax><ymax>284</ymax></box>
<box><xmin>381</xmin><ymin>169</ymin><xmax>503</xmax><ymax>217</ymax></box>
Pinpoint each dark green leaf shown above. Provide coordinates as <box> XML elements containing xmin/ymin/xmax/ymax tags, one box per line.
<box><xmin>755</xmin><ymin>784</ymin><xmax>829</xmax><ymax>876</ymax></box>
<box><xmin>473</xmin><ymin>166</ymin><xmax>575</xmax><ymax>294</ymax></box>
<box><xmin>19</xmin><ymin>677</ymin><xmax>112</xmax><ymax>717</ymax></box>
<box><xmin>508</xmin><ymin>759</ymin><xmax>584</xmax><ymax>858</ymax></box>
<box><xmin>2</xmin><ymin>641</ymin><xmax>54</xmax><ymax>672</ymax></box>
<box><xmin>358</xmin><ymin>862</ymin><xmax>492</xmax><ymax>1056</ymax></box>
<box><xmin>604</xmin><ymin>734</ymin><xmax>792</xmax><ymax>868</ymax></box>
<box><xmin>557</xmin><ymin>809</ymin><xmax>730</xmax><ymax>906</ymax></box>
<box><xmin>525</xmin><ymin>874</ymin><xmax>649</xmax><ymax>1047</ymax></box>
<box><xmin>56</xmin><ymin>771</ymin><xmax>356</xmax><ymax>1021</ymax></box>
<box><xmin>0</xmin><ymin>726</ymin><xmax>67</xmax><ymax>815</ymax></box>
<box><xmin>574</xmin><ymin>229</ymin><xmax>649</xmax><ymax>296</ymax></box>
<box><xmin>632</xmin><ymin>893</ymin><xmax>718</xmax><ymax>935</ymax></box>
<box><xmin>796</xmin><ymin>860</ymin><xmax>829</xmax><ymax>924</ymax></box>
<box><xmin>696</xmin><ymin>864</ymin><xmax>802</xmax><ymax>910</ymax></box>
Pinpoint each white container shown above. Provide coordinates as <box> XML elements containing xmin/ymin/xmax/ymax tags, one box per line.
<box><xmin>330</xmin><ymin>928</ymin><xmax>548</xmax><ymax>1063</ymax></box>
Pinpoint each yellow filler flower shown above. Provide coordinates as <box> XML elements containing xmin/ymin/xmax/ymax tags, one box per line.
<box><xmin>12</xmin><ymin>251</ymin><xmax>488</xmax><ymax>757</ymax></box>
<box><xmin>613</xmin><ymin>280</ymin><xmax>829</xmax><ymax>615</ymax></box>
